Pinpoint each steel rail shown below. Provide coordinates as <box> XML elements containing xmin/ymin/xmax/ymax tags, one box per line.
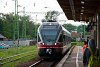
<box><xmin>0</xmin><ymin>51</ymin><xmax>35</xmax><ymax>65</ymax></box>
<box><xmin>29</xmin><ymin>59</ymin><xmax>43</xmax><ymax>67</ymax></box>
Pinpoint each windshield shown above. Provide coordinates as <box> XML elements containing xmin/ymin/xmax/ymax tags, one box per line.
<box><xmin>41</xmin><ymin>29</ymin><xmax>58</xmax><ymax>45</ymax></box>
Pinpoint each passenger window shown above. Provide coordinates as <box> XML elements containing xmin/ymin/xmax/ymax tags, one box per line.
<box><xmin>38</xmin><ymin>35</ymin><xmax>41</xmax><ymax>42</ymax></box>
<box><xmin>58</xmin><ymin>34</ymin><xmax>63</xmax><ymax>42</ymax></box>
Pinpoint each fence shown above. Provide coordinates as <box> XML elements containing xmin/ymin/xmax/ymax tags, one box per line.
<box><xmin>0</xmin><ymin>40</ymin><xmax>37</xmax><ymax>47</ymax></box>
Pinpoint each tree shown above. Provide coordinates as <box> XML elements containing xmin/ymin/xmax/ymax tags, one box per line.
<box><xmin>19</xmin><ymin>15</ymin><xmax>36</xmax><ymax>39</ymax></box>
<box><xmin>0</xmin><ymin>19</ymin><xmax>3</xmax><ymax>34</ymax></box>
<box><xmin>77</xmin><ymin>25</ymin><xmax>87</xmax><ymax>38</ymax></box>
<box><xmin>43</xmin><ymin>11</ymin><xmax>60</xmax><ymax>22</ymax></box>
<box><xmin>63</xmin><ymin>23</ymin><xmax>77</xmax><ymax>32</ymax></box>
<box><xmin>0</xmin><ymin>13</ymin><xmax>37</xmax><ymax>40</ymax></box>
<box><xmin>2</xmin><ymin>14</ymin><xmax>14</xmax><ymax>39</ymax></box>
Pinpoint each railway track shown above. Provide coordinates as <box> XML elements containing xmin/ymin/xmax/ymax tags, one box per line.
<box><xmin>28</xmin><ymin>46</ymin><xmax>74</xmax><ymax>67</ymax></box>
<box><xmin>29</xmin><ymin>59</ymin><xmax>43</xmax><ymax>67</ymax></box>
<box><xmin>0</xmin><ymin>51</ymin><xmax>35</xmax><ymax>66</ymax></box>
<box><xmin>29</xmin><ymin>59</ymin><xmax>58</xmax><ymax>67</ymax></box>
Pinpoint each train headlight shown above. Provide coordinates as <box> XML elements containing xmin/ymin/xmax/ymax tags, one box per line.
<box><xmin>55</xmin><ymin>43</ymin><xmax>57</xmax><ymax>45</ymax></box>
<box><xmin>55</xmin><ymin>42</ymin><xmax>59</xmax><ymax>45</ymax></box>
<box><xmin>42</xmin><ymin>43</ymin><xmax>44</xmax><ymax>45</ymax></box>
<box><xmin>40</xmin><ymin>42</ymin><xmax>45</xmax><ymax>45</ymax></box>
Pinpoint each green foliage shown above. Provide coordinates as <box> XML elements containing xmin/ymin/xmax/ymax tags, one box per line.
<box><xmin>71</xmin><ymin>38</ymin><xmax>76</xmax><ymax>42</ymax></box>
<box><xmin>77</xmin><ymin>24</ymin><xmax>87</xmax><ymax>37</ymax></box>
<box><xmin>1</xmin><ymin>14</ymin><xmax>14</xmax><ymax>39</ymax></box>
<box><xmin>71</xmin><ymin>42</ymin><xmax>83</xmax><ymax>46</ymax></box>
<box><xmin>43</xmin><ymin>11</ymin><xmax>60</xmax><ymax>22</ymax></box>
<box><xmin>0</xmin><ymin>19</ymin><xmax>4</xmax><ymax>34</ymax></box>
<box><xmin>71</xmin><ymin>42</ymin><xmax>77</xmax><ymax>45</ymax></box>
<box><xmin>63</xmin><ymin>23</ymin><xmax>88</xmax><ymax>38</ymax></box>
<box><xmin>0</xmin><ymin>46</ymin><xmax>37</xmax><ymax>58</ymax></box>
<box><xmin>3</xmin><ymin>53</ymin><xmax>37</xmax><ymax>67</ymax></box>
<box><xmin>0</xmin><ymin>46</ymin><xmax>38</xmax><ymax>67</ymax></box>
<box><xmin>63</xmin><ymin>23</ymin><xmax>77</xmax><ymax>32</ymax></box>
<box><xmin>0</xmin><ymin>13</ymin><xmax>38</xmax><ymax>40</ymax></box>
<box><xmin>77</xmin><ymin>42</ymin><xmax>83</xmax><ymax>46</ymax></box>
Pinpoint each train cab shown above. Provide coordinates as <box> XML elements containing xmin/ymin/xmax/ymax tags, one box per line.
<box><xmin>37</xmin><ymin>22</ymin><xmax>71</xmax><ymax>58</ymax></box>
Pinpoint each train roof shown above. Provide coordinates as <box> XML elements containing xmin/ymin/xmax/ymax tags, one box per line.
<box><xmin>39</xmin><ymin>22</ymin><xmax>71</xmax><ymax>37</ymax></box>
<box><xmin>41</xmin><ymin>22</ymin><xmax>60</xmax><ymax>25</ymax></box>
<box><xmin>38</xmin><ymin>22</ymin><xmax>60</xmax><ymax>32</ymax></box>
<box><xmin>39</xmin><ymin>22</ymin><xmax>61</xmax><ymax>29</ymax></box>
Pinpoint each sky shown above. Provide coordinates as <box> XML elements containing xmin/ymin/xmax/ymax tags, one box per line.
<box><xmin>0</xmin><ymin>0</ymin><xmax>87</xmax><ymax>26</ymax></box>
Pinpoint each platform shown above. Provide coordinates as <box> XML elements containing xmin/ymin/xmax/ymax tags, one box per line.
<box><xmin>56</xmin><ymin>46</ymin><xmax>84</xmax><ymax>67</ymax></box>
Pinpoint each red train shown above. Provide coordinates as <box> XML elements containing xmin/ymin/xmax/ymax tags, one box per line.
<box><xmin>37</xmin><ymin>22</ymin><xmax>71</xmax><ymax>58</ymax></box>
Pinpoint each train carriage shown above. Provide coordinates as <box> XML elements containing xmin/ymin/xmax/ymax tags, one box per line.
<box><xmin>37</xmin><ymin>22</ymin><xmax>71</xmax><ymax>58</ymax></box>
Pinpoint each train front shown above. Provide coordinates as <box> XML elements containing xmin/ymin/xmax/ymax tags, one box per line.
<box><xmin>37</xmin><ymin>22</ymin><xmax>63</xmax><ymax>58</ymax></box>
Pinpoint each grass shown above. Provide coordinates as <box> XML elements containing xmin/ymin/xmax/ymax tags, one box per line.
<box><xmin>0</xmin><ymin>45</ymin><xmax>38</xmax><ymax>67</ymax></box>
<box><xmin>71</xmin><ymin>42</ymin><xmax>83</xmax><ymax>46</ymax></box>
<box><xmin>0</xmin><ymin>42</ymin><xmax>83</xmax><ymax>67</ymax></box>
<box><xmin>0</xmin><ymin>45</ymin><xmax>37</xmax><ymax>58</ymax></box>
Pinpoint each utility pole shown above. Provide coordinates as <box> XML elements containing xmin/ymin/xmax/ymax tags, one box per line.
<box><xmin>17</xmin><ymin>0</ymin><xmax>19</xmax><ymax>40</ymax></box>
<box><xmin>22</xmin><ymin>7</ymin><xmax>26</xmax><ymax>38</ymax></box>
<box><xmin>24</xmin><ymin>7</ymin><xmax>26</xmax><ymax>38</ymax></box>
<box><xmin>35</xmin><ymin>15</ymin><xmax>37</xmax><ymax>37</ymax></box>
<box><xmin>13</xmin><ymin>0</ymin><xmax>19</xmax><ymax>40</ymax></box>
<box><xmin>13</xmin><ymin>0</ymin><xmax>17</xmax><ymax>40</ymax></box>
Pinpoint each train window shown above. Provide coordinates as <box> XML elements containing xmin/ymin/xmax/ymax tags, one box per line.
<box><xmin>58</xmin><ymin>34</ymin><xmax>63</xmax><ymax>42</ymax></box>
<box><xmin>43</xmin><ymin>25</ymin><xmax>57</xmax><ymax>28</ymax></box>
<box><xmin>63</xmin><ymin>35</ymin><xmax>65</xmax><ymax>40</ymax></box>
<box><xmin>37</xmin><ymin>35</ymin><xmax>41</xmax><ymax>42</ymax></box>
<box><xmin>40</xmin><ymin>30</ymin><xmax>58</xmax><ymax>44</ymax></box>
<box><xmin>41</xmin><ymin>30</ymin><xmax>57</xmax><ymax>36</ymax></box>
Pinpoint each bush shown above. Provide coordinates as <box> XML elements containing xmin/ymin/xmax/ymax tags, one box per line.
<box><xmin>71</xmin><ymin>42</ymin><xmax>77</xmax><ymax>46</ymax></box>
<box><xmin>71</xmin><ymin>38</ymin><xmax>76</xmax><ymax>42</ymax></box>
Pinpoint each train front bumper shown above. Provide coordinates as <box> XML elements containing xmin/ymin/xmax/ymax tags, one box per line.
<box><xmin>38</xmin><ymin>48</ymin><xmax>63</xmax><ymax>58</ymax></box>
